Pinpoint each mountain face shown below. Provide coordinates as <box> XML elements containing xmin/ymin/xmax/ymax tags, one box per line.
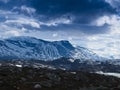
<box><xmin>0</xmin><ymin>36</ymin><xmax>102</xmax><ymax>61</ymax></box>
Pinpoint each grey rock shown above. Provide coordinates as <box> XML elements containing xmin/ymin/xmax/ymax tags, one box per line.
<box><xmin>34</xmin><ymin>84</ymin><xmax>42</xmax><ymax>89</ymax></box>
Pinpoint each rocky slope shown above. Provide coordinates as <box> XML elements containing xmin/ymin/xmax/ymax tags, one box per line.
<box><xmin>0</xmin><ymin>66</ymin><xmax>120</xmax><ymax>90</ymax></box>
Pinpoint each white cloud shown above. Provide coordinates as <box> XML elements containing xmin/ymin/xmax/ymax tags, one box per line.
<box><xmin>21</xmin><ymin>5</ymin><xmax>36</xmax><ymax>14</ymax></box>
<box><xmin>0</xmin><ymin>9</ymin><xmax>72</xmax><ymax>40</ymax></box>
<box><xmin>82</xmin><ymin>33</ymin><xmax>120</xmax><ymax>59</ymax></box>
<box><xmin>40</xmin><ymin>16</ymin><xmax>73</xmax><ymax>27</ymax></box>
<box><xmin>0</xmin><ymin>23</ymin><xmax>24</xmax><ymax>39</ymax></box>
<box><xmin>105</xmin><ymin>0</ymin><xmax>120</xmax><ymax>7</ymax></box>
<box><xmin>0</xmin><ymin>0</ymin><xmax>9</xmax><ymax>3</ymax></box>
<box><xmin>93</xmin><ymin>15</ymin><xmax>120</xmax><ymax>27</ymax></box>
<box><xmin>4</xmin><ymin>30</ymin><xmax>20</xmax><ymax>36</ymax></box>
<box><xmin>46</xmin><ymin>18</ymin><xmax>72</xmax><ymax>26</ymax></box>
<box><xmin>0</xmin><ymin>10</ymin><xmax>38</xmax><ymax>38</ymax></box>
<box><xmin>52</xmin><ymin>33</ymin><xmax>58</xmax><ymax>37</ymax></box>
<box><xmin>5</xmin><ymin>17</ymin><xmax>40</xmax><ymax>28</ymax></box>
<box><xmin>13</xmin><ymin>5</ymin><xmax>36</xmax><ymax>15</ymax></box>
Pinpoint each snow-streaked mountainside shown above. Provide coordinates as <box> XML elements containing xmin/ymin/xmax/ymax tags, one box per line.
<box><xmin>0</xmin><ymin>36</ymin><xmax>103</xmax><ymax>61</ymax></box>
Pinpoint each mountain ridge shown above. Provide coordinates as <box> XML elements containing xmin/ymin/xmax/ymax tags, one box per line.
<box><xmin>0</xmin><ymin>36</ymin><xmax>103</xmax><ymax>61</ymax></box>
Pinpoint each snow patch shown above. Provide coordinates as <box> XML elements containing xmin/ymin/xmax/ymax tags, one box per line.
<box><xmin>96</xmin><ymin>71</ymin><xmax>120</xmax><ymax>78</ymax></box>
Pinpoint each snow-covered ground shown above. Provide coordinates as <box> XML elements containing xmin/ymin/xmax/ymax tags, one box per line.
<box><xmin>96</xmin><ymin>71</ymin><xmax>120</xmax><ymax>78</ymax></box>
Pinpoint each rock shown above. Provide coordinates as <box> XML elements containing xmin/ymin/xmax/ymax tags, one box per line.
<box><xmin>40</xmin><ymin>81</ymin><xmax>52</xmax><ymax>87</ymax></box>
<box><xmin>46</xmin><ymin>73</ymin><xmax>61</xmax><ymax>81</ymax></box>
<box><xmin>34</xmin><ymin>84</ymin><xmax>42</xmax><ymax>89</ymax></box>
<box><xmin>0</xmin><ymin>81</ymin><xmax>3</xmax><ymax>86</ymax></box>
<box><xmin>20</xmin><ymin>77</ymin><xmax>26</xmax><ymax>82</ymax></box>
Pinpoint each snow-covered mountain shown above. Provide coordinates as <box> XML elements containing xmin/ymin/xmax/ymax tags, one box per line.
<box><xmin>0</xmin><ymin>36</ymin><xmax>103</xmax><ymax>61</ymax></box>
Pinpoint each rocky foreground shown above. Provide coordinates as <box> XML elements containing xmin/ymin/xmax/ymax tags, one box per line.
<box><xmin>0</xmin><ymin>66</ymin><xmax>120</xmax><ymax>90</ymax></box>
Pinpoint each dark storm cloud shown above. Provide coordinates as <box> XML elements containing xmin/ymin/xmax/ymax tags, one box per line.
<box><xmin>30</xmin><ymin>0</ymin><xmax>115</xmax><ymax>14</ymax></box>
<box><xmin>0</xmin><ymin>0</ymin><xmax>116</xmax><ymax>22</ymax></box>
<box><xmin>30</xmin><ymin>0</ymin><xmax>116</xmax><ymax>23</ymax></box>
<box><xmin>28</xmin><ymin>0</ymin><xmax>114</xmax><ymax>34</ymax></box>
<box><xmin>0</xmin><ymin>0</ymin><xmax>117</xmax><ymax>34</ymax></box>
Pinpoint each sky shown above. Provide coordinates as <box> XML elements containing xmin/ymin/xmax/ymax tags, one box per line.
<box><xmin>0</xmin><ymin>0</ymin><xmax>120</xmax><ymax>59</ymax></box>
